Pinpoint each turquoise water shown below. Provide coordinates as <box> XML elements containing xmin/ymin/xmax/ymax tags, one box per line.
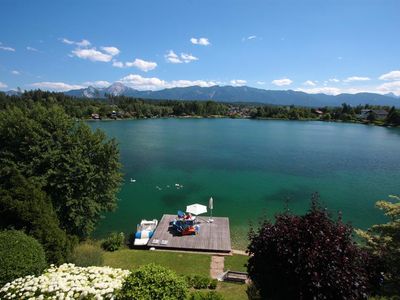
<box><xmin>89</xmin><ymin>119</ymin><xmax>400</xmax><ymax>248</ymax></box>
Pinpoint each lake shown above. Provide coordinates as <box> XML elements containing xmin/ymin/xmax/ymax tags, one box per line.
<box><xmin>89</xmin><ymin>119</ymin><xmax>400</xmax><ymax>249</ymax></box>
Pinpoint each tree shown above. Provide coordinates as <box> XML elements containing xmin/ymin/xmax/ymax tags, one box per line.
<box><xmin>0</xmin><ymin>104</ymin><xmax>123</xmax><ymax>239</ymax></box>
<box><xmin>0</xmin><ymin>230</ymin><xmax>46</xmax><ymax>286</ymax></box>
<box><xmin>247</xmin><ymin>194</ymin><xmax>379</xmax><ymax>299</ymax></box>
<box><xmin>356</xmin><ymin>195</ymin><xmax>400</xmax><ymax>294</ymax></box>
<box><xmin>0</xmin><ymin>165</ymin><xmax>73</xmax><ymax>264</ymax></box>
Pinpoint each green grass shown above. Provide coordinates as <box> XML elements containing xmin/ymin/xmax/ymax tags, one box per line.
<box><xmin>102</xmin><ymin>248</ymin><xmax>249</xmax><ymax>299</ymax></box>
<box><xmin>224</xmin><ymin>254</ymin><xmax>248</xmax><ymax>272</ymax></box>
<box><xmin>103</xmin><ymin>249</ymin><xmax>211</xmax><ymax>276</ymax></box>
<box><xmin>217</xmin><ymin>282</ymin><xmax>248</xmax><ymax>300</ymax></box>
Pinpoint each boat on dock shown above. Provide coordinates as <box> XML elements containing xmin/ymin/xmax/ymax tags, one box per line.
<box><xmin>134</xmin><ymin>219</ymin><xmax>158</xmax><ymax>246</ymax></box>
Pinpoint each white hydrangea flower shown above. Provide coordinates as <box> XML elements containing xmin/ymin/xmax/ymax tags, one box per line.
<box><xmin>0</xmin><ymin>264</ymin><xmax>130</xmax><ymax>299</ymax></box>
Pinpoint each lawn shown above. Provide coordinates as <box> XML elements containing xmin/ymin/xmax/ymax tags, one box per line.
<box><xmin>224</xmin><ymin>254</ymin><xmax>248</xmax><ymax>272</ymax></box>
<box><xmin>103</xmin><ymin>249</ymin><xmax>211</xmax><ymax>276</ymax></box>
<box><xmin>102</xmin><ymin>249</ymin><xmax>250</xmax><ymax>299</ymax></box>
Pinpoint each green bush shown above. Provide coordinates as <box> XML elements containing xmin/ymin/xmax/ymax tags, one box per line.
<box><xmin>69</xmin><ymin>242</ymin><xmax>103</xmax><ymax>267</ymax></box>
<box><xmin>208</xmin><ymin>279</ymin><xmax>218</xmax><ymax>290</ymax></box>
<box><xmin>0</xmin><ymin>230</ymin><xmax>46</xmax><ymax>286</ymax></box>
<box><xmin>186</xmin><ymin>275</ymin><xmax>212</xmax><ymax>289</ymax></box>
<box><xmin>101</xmin><ymin>232</ymin><xmax>125</xmax><ymax>252</ymax></box>
<box><xmin>188</xmin><ymin>291</ymin><xmax>224</xmax><ymax>300</ymax></box>
<box><xmin>117</xmin><ymin>264</ymin><xmax>188</xmax><ymax>300</ymax></box>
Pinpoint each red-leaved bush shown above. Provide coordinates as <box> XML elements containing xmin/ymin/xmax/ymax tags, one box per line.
<box><xmin>247</xmin><ymin>194</ymin><xmax>381</xmax><ymax>300</ymax></box>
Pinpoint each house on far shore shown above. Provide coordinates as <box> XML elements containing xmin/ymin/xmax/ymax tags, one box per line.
<box><xmin>359</xmin><ymin>109</ymin><xmax>388</xmax><ymax>120</ymax></box>
<box><xmin>91</xmin><ymin>113</ymin><xmax>100</xmax><ymax>120</ymax></box>
<box><xmin>314</xmin><ymin>109</ymin><xmax>324</xmax><ymax>115</ymax></box>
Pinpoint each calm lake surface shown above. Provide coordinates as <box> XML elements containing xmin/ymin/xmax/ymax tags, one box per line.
<box><xmin>89</xmin><ymin>119</ymin><xmax>400</xmax><ymax>248</ymax></box>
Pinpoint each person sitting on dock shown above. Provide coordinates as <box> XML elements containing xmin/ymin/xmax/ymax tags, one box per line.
<box><xmin>184</xmin><ymin>212</ymin><xmax>192</xmax><ymax>220</ymax></box>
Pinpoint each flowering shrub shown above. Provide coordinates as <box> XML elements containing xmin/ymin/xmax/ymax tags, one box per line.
<box><xmin>0</xmin><ymin>263</ymin><xmax>130</xmax><ymax>300</ymax></box>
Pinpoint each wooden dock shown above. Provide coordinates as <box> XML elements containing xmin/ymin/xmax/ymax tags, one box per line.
<box><xmin>148</xmin><ymin>214</ymin><xmax>231</xmax><ymax>253</ymax></box>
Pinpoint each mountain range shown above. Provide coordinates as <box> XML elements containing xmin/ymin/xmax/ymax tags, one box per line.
<box><xmin>6</xmin><ymin>82</ymin><xmax>400</xmax><ymax>107</ymax></box>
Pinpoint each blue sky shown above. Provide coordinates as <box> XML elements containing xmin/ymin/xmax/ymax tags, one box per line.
<box><xmin>1</xmin><ymin>0</ymin><xmax>400</xmax><ymax>95</ymax></box>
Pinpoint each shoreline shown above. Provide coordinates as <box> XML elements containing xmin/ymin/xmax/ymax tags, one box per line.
<box><xmin>84</xmin><ymin>115</ymin><xmax>399</xmax><ymax>128</ymax></box>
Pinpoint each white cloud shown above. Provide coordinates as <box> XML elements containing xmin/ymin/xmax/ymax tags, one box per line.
<box><xmin>256</xmin><ymin>81</ymin><xmax>265</xmax><ymax>85</ymax></box>
<box><xmin>62</xmin><ymin>38</ymin><xmax>91</xmax><ymax>47</ymax></box>
<box><xmin>72</xmin><ymin>48</ymin><xmax>113</xmax><ymax>62</ymax></box>
<box><xmin>0</xmin><ymin>45</ymin><xmax>15</xmax><ymax>52</ymax></box>
<box><xmin>190</xmin><ymin>37</ymin><xmax>210</xmax><ymax>46</ymax></box>
<box><xmin>165</xmin><ymin>50</ymin><xmax>182</xmax><ymax>63</ymax></box>
<box><xmin>11</xmin><ymin>70</ymin><xmax>20</xmax><ymax>75</ymax></box>
<box><xmin>0</xmin><ymin>82</ymin><xmax>7</xmax><ymax>89</ymax></box>
<box><xmin>30</xmin><ymin>82</ymin><xmax>85</xmax><ymax>91</ymax></box>
<box><xmin>119</xmin><ymin>74</ymin><xmax>217</xmax><ymax>91</ymax></box>
<box><xmin>296</xmin><ymin>87</ymin><xmax>341</xmax><ymax>95</ymax></box>
<box><xmin>82</xmin><ymin>81</ymin><xmax>111</xmax><ymax>88</ymax></box>
<box><xmin>376</xmin><ymin>81</ymin><xmax>400</xmax><ymax>96</ymax></box>
<box><xmin>112</xmin><ymin>61</ymin><xmax>124</xmax><ymax>68</ymax></box>
<box><xmin>101</xmin><ymin>46</ymin><xmax>120</xmax><ymax>56</ymax></box>
<box><xmin>230</xmin><ymin>79</ymin><xmax>247</xmax><ymax>86</ymax></box>
<box><xmin>165</xmin><ymin>50</ymin><xmax>198</xmax><ymax>64</ymax></box>
<box><xmin>180</xmin><ymin>53</ymin><xmax>198</xmax><ymax>63</ymax></box>
<box><xmin>247</xmin><ymin>35</ymin><xmax>257</xmax><ymax>40</ymax></box>
<box><xmin>26</xmin><ymin>46</ymin><xmax>39</xmax><ymax>52</ymax></box>
<box><xmin>328</xmin><ymin>78</ymin><xmax>340</xmax><ymax>83</ymax></box>
<box><xmin>343</xmin><ymin>76</ymin><xmax>370</xmax><ymax>83</ymax></box>
<box><xmin>125</xmin><ymin>58</ymin><xmax>157</xmax><ymax>72</ymax></box>
<box><xmin>379</xmin><ymin>70</ymin><xmax>400</xmax><ymax>81</ymax></box>
<box><xmin>271</xmin><ymin>78</ymin><xmax>293</xmax><ymax>86</ymax></box>
<box><xmin>303</xmin><ymin>80</ymin><xmax>316</xmax><ymax>86</ymax></box>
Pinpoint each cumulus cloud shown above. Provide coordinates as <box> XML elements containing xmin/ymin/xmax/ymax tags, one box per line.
<box><xmin>112</xmin><ymin>61</ymin><xmax>124</xmax><ymax>68</ymax></box>
<box><xmin>328</xmin><ymin>78</ymin><xmax>340</xmax><ymax>83</ymax></box>
<box><xmin>379</xmin><ymin>70</ymin><xmax>400</xmax><ymax>81</ymax></box>
<box><xmin>30</xmin><ymin>82</ymin><xmax>85</xmax><ymax>91</ymax></box>
<box><xmin>180</xmin><ymin>53</ymin><xmax>198</xmax><ymax>63</ymax></box>
<box><xmin>165</xmin><ymin>50</ymin><xmax>181</xmax><ymax>63</ymax></box>
<box><xmin>72</xmin><ymin>48</ymin><xmax>113</xmax><ymax>62</ymax></box>
<box><xmin>119</xmin><ymin>74</ymin><xmax>217</xmax><ymax>91</ymax></box>
<box><xmin>271</xmin><ymin>78</ymin><xmax>293</xmax><ymax>86</ymax></box>
<box><xmin>82</xmin><ymin>80</ymin><xmax>111</xmax><ymax>88</ymax></box>
<box><xmin>165</xmin><ymin>50</ymin><xmax>198</xmax><ymax>63</ymax></box>
<box><xmin>26</xmin><ymin>46</ymin><xmax>39</xmax><ymax>52</ymax></box>
<box><xmin>190</xmin><ymin>37</ymin><xmax>210</xmax><ymax>46</ymax></box>
<box><xmin>125</xmin><ymin>58</ymin><xmax>157</xmax><ymax>72</ymax></box>
<box><xmin>303</xmin><ymin>80</ymin><xmax>316</xmax><ymax>86</ymax></box>
<box><xmin>11</xmin><ymin>70</ymin><xmax>20</xmax><ymax>75</ymax></box>
<box><xmin>247</xmin><ymin>35</ymin><xmax>257</xmax><ymax>40</ymax></box>
<box><xmin>230</xmin><ymin>79</ymin><xmax>247</xmax><ymax>86</ymax></box>
<box><xmin>296</xmin><ymin>87</ymin><xmax>342</xmax><ymax>95</ymax></box>
<box><xmin>100</xmin><ymin>46</ymin><xmax>120</xmax><ymax>56</ymax></box>
<box><xmin>376</xmin><ymin>81</ymin><xmax>400</xmax><ymax>95</ymax></box>
<box><xmin>62</xmin><ymin>38</ymin><xmax>91</xmax><ymax>47</ymax></box>
<box><xmin>343</xmin><ymin>76</ymin><xmax>370</xmax><ymax>83</ymax></box>
<box><xmin>0</xmin><ymin>82</ymin><xmax>7</xmax><ymax>89</ymax></box>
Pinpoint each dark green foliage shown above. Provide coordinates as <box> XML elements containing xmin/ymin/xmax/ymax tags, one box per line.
<box><xmin>69</xmin><ymin>242</ymin><xmax>104</xmax><ymax>267</ymax></box>
<box><xmin>101</xmin><ymin>232</ymin><xmax>125</xmax><ymax>252</ymax></box>
<box><xmin>188</xmin><ymin>291</ymin><xmax>224</xmax><ymax>300</ymax></box>
<box><xmin>0</xmin><ymin>104</ymin><xmax>122</xmax><ymax>239</ymax></box>
<box><xmin>186</xmin><ymin>275</ymin><xmax>212</xmax><ymax>289</ymax></box>
<box><xmin>0</xmin><ymin>230</ymin><xmax>46</xmax><ymax>286</ymax></box>
<box><xmin>247</xmin><ymin>194</ymin><xmax>380</xmax><ymax>299</ymax></box>
<box><xmin>0</xmin><ymin>166</ymin><xmax>73</xmax><ymax>264</ymax></box>
<box><xmin>208</xmin><ymin>279</ymin><xmax>218</xmax><ymax>290</ymax></box>
<box><xmin>117</xmin><ymin>264</ymin><xmax>188</xmax><ymax>300</ymax></box>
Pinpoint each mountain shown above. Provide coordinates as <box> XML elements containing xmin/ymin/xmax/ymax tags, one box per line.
<box><xmin>64</xmin><ymin>84</ymin><xmax>400</xmax><ymax>107</ymax></box>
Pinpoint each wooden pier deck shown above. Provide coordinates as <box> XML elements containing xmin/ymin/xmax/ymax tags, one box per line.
<box><xmin>148</xmin><ymin>214</ymin><xmax>231</xmax><ymax>253</ymax></box>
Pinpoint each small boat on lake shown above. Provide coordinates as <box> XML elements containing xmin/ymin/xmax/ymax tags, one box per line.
<box><xmin>134</xmin><ymin>219</ymin><xmax>158</xmax><ymax>246</ymax></box>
